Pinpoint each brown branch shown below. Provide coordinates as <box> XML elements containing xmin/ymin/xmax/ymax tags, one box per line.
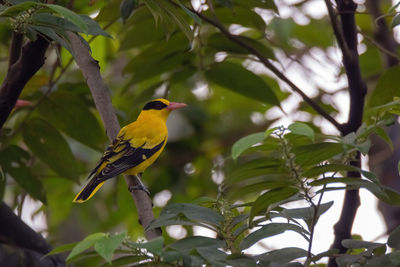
<box><xmin>0</xmin><ymin>36</ymin><xmax>49</xmax><ymax>130</ymax></box>
<box><xmin>67</xmin><ymin>32</ymin><xmax>161</xmax><ymax>240</ymax></box>
<box><xmin>324</xmin><ymin>0</ymin><xmax>351</xmax><ymax>59</ymax></box>
<box><xmin>8</xmin><ymin>32</ymin><xmax>23</xmax><ymax>70</ymax></box>
<box><xmin>190</xmin><ymin>8</ymin><xmax>344</xmax><ymax>132</ymax></box>
<box><xmin>326</xmin><ymin>1</ymin><xmax>367</xmax><ymax>266</ymax></box>
<box><xmin>0</xmin><ymin>202</ymin><xmax>64</xmax><ymax>266</ymax></box>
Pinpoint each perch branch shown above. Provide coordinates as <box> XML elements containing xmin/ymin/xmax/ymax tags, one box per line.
<box><xmin>0</xmin><ymin>202</ymin><xmax>64</xmax><ymax>266</ymax></box>
<box><xmin>67</xmin><ymin>32</ymin><xmax>161</xmax><ymax>240</ymax></box>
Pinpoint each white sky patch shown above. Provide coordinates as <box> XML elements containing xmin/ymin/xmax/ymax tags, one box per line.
<box><xmin>16</xmin><ymin>197</ymin><xmax>48</xmax><ymax>238</ymax></box>
<box><xmin>191</xmin><ymin>82</ymin><xmax>212</xmax><ymax>100</ymax></box>
<box><xmin>193</xmin><ymin>225</ymin><xmax>217</xmax><ymax>238</ymax></box>
<box><xmin>153</xmin><ymin>190</ymin><xmax>172</xmax><ymax>207</ymax></box>
<box><xmin>167</xmin><ymin>225</ymin><xmax>187</xmax><ymax>239</ymax></box>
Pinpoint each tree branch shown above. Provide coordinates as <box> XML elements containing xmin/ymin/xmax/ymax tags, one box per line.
<box><xmin>8</xmin><ymin>32</ymin><xmax>23</xmax><ymax>70</ymax></box>
<box><xmin>0</xmin><ymin>36</ymin><xmax>49</xmax><ymax>130</ymax></box>
<box><xmin>0</xmin><ymin>202</ymin><xmax>64</xmax><ymax>266</ymax></box>
<box><xmin>326</xmin><ymin>1</ymin><xmax>368</xmax><ymax>266</ymax></box>
<box><xmin>67</xmin><ymin>32</ymin><xmax>161</xmax><ymax>240</ymax></box>
<box><xmin>190</xmin><ymin>8</ymin><xmax>344</xmax><ymax>132</ymax></box>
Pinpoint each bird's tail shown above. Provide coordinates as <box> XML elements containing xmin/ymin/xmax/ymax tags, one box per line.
<box><xmin>73</xmin><ymin>178</ymin><xmax>105</xmax><ymax>203</ymax></box>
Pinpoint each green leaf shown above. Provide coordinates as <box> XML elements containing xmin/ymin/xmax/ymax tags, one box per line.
<box><xmin>303</xmin><ymin>164</ymin><xmax>359</xmax><ymax>178</ymax></box>
<box><xmin>213</xmin><ymin>7</ymin><xmax>266</xmax><ymax>31</ymax></box>
<box><xmin>169</xmin><ymin>236</ymin><xmax>225</xmax><ymax>253</ymax></box>
<box><xmin>288</xmin><ymin>122</ymin><xmax>315</xmax><ymax>142</ymax></box>
<box><xmin>104</xmin><ymin>255</ymin><xmax>150</xmax><ymax>267</ymax></box>
<box><xmin>0</xmin><ymin>145</ymin><xmax>47</xmax><ymax>203</ymax></box>
<box><xmin>207</xmin><ymin>33</ymin><xmax>274</xmax><ymax>59</ymax></box>
<box><xmin>41</xmin><ymin>3</ymin><xmax>88</xmax><ymax>33</ymax></box>
<box><xmin>374</xmin><ymin>127</ymin><xmax>393</xmax><ymax>150</ymax></box>
<box><xmin>94</xmin><ymin>232</ymin><xmax>126</xmax><ymax>264</ymax></box>
<box><xmin>46</xmin><ymin>242</ymin><xmax>77</xmax><ymax>256</ymax></box>
<box><xmin>120</xmin><ymin>0</ymin><xmax>139</xmax><ymax>23</ymax></box>
<box><xmin>22</xmin><ymin>118</ymin><xmax>79</xmax><ymax>181</ymax></box>
<box><xmin>205</xmin><ymin>62</ymin><xmax>279</xmax><ymax>106</ymax></box>
<box><xmin>341</xmin><ymin>239</ymin><xmax>385</xmax><ymax>249</ymax></box>
<box><xmin>0</xmin><ymin>1</ymin><xmax>38</xmax><ymax>17</ymax></box>
<box><xmin>365</xmin><ymin>66</ymin><xmax>400</xmax><ymax>121</ymax></box>
<box><xmin>240</xmin><ymin>223</ymin><xmax>309</xmax><ymax>250</ymax></box>
<box><xmin>391</xmin><ymin>13</ymin><xmax>400</xmax><ymax>28</ymax></box>
<box><xmin>31</xmin><ymin>25</ymin><xmax>73</xmax><ymax>54</ymax></box>
<box><xmin>281</xmin><ymin>201</ymin><xmax>334</xmax><ymax>225</ymax></box>
<box><xmin>155</xmin><ymin>203</ymin><xmax>223</xmax><ymax>227</ymax></box>
<box><xmin>294</xmin><ymin>142</ymin><xmax>344</xmax><ymax>167</ymax></box>
<box><xmin>177</xmin><ymin>1</ymin><xmax>201</xmax><ymax>24</ymax></box>
<box><xmin>249</xmin><ymin>187</ymin><xmax>299</xmax><ymax>223</ymax></box>
<box><xmin>67</xmin><ymin>232</ymin><xmax>106</xmax><ymax>261</ymax></box>
<box><xmin>231</xmin><ymin>132</ymin><xmax>264</xmax><ymax>160</ymax></box>
<box><xmin>125</xmin><ymin>237</ymin><xmax>164</xmax><ymax>255</ymax></box>
<box><xmin>79</xmin><ymin>15</ymin><xmax>112</xmax><ymax>38</ymax></box>
<box><xmin>388</xmin><ymin>225</ymin><xmax>400</xmax><ymax>249</ymax></box>
<box><xmin>256</xmin><ymin>247</ymin><xmax>308</xmax><ymax>264</ymax></box>
<box><xmin>38</xmin><ymin>90</ymin><xmax>105</xmax><ymax>150</ymax></box>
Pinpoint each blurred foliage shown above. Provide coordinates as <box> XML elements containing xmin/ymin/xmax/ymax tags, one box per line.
<box><xmin>0</xmin><ymin>0</ymin><xmax>400</xmax><ymax>266</ymax></box>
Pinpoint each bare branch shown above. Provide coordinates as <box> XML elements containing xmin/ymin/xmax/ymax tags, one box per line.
<box><xmin>327</xmin><ymin>1</ymin><xmax>368</xmax><ymax>265</ymax></box>
<box><xmin>8</xmin><ymin>32</ymin><xmax>23</xmax><ymax>69</ymax></box>
<box><xmin>67</xmin><ymin>32</ymin><xmax>161</xmax><ymax>240</ymax></box>
<box><xmin>324</xmin><ymin>0</ymin><xmax>351</xmax><ymax>59</ymax></box>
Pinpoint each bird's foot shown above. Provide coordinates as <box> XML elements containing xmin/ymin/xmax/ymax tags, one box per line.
<box><xmin>128</xmin><ymin>184</ymin><xmax>151</xmax><ymax>197</ymax></box>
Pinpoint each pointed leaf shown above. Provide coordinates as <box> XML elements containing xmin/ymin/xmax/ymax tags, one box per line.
<box><xmin>125</xmin><ymin>237</ymin><xmax>164</xmax><ymax>255</ymax></box>
<box><xmin>240</xmin><ymin>223</ymin><xmax>309</xmax><ymax>250</ymax></box>
<box><xmin>157</xmin><ymin>203</ymin><xmax>223</xmax><ymax>227</ymax></box>
<box><xmin>0</xmin><ymin>145</ymin><xmax>46</xmax><ymax>203</ymax></box>
<box><xmin>232</xmin><ymin>132</ymin><xmax>264</xmax><ymax>160</ymax></box>
<box><xmin>169</xmin><ymin>236</ymin><xmax>224</xmax><ymax>253</ymax></box>
<box><xmin>120</xmin><ymin>0</ymin><xmax>139</xmax><ymax>23</ymax></box>
<box><xmin>249</xmin><ymin>187</ymin><xmax>299</xmax><ymax>223</ymax></box>
<box><xmin>288</xmin><ymin>122</ymin><xmax>315</xmax><ymax>142</ymax></box>
<box><xmin>257</xmin><ymin>247</ymin><xmax>308</xmax><ymax>264</ymax></box>
<box><xmin>46</xmin><ymin>242</ymin><xmax>77</xmax><ymax>256</ymax></box>
<box><xmin>41</xmin><ymin>3</ymin><xmax>88</xmax><ymax>33</ymax></box>
<box><xmin>67</xmin><ymin>233</ymin><xmax>106</xmax><ymax>261</ymax></box>
<box><xmin>38</xmin><ymin>90</ymin><xmax>105</xmax><ymax>150</ymax></box>
<box><xmin>205</xmin><ymin>62</ymin><xmax>279</xmax><ymax>106</ymax></box>
<box><xmin>22</xmin><ymin>118</ymin><xmax>79</xmax><ymax>181</ymax></box>
<box><xmin>388</xmin><ymin>225</ymin><xmax>400</xmax><ymax>249</ymax></box>
<box><xmin>94</xmin><ymin>232</ymin><xmax>126</xmax><ymax>264</ymax></box>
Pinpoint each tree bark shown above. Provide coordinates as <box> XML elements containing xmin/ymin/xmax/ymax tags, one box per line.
<box><xmin>67</xmin><ymin>32</ymin><xmax>162</xmax><ymax>240</ymax></box>
<box><xmin>0</xmin><ymin>36</ymin><xmax>49</xmax><ymax>130</ymax></box>
<box><xmin>326</xmin><ymin>1</ymin><xmax>367</xmax><ymax>266</ymax></box>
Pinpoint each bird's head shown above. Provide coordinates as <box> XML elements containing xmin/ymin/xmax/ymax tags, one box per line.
<box><xmin>140</xmin><ymin>98</ymin><xmax>187</xmax><ymax>120</ymax></box>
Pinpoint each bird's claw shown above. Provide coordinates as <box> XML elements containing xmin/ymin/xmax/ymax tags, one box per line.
<box><xmin>128</xmin><ymin>184</ymin><xmax>151</xmax><ymax>197</ymax></box>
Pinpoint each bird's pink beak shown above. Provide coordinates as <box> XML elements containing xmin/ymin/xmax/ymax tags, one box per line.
<box><xmin>166</xmin><ymin>102</ymin><xmax>187</xmax><ymax>110</ymax></box>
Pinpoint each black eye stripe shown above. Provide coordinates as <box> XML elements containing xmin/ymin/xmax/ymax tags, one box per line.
<box><xmin>142</xmin><ymin>100</ymin><xmax>168</xmax><ymax>110</ymax></box>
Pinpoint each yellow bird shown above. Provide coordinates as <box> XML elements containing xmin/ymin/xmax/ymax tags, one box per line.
<box><xmin>73</xmin><ymin>98</ymin><xmax>187</xmax><ymax>203</ymax></box>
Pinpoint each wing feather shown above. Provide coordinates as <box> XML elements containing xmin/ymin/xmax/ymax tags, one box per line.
<box><xmin>89</xmin><ymin>137</ymin><xmax>165</xmax><ymax>182</ymax></box>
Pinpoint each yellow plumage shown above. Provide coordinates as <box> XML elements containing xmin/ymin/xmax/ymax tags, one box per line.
<box><xmin>73</xmin><ymin>98</ymin><xmax>186</xmax><ymax>203</ymax></box>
